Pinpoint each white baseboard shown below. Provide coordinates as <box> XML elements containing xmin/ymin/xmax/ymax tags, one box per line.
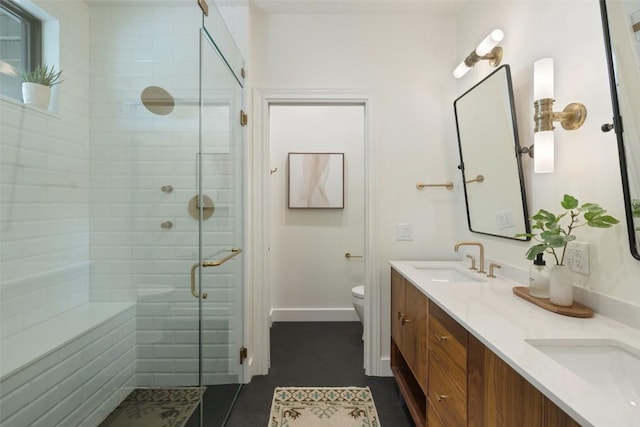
<box><xmin>270</xmin><ymin>308</ymin><xmax>360</xmax><ymax>323</ymax></box>
<box><xmin>378</xmin><ymin>356</ymin><xmax>392</xmax><ymax>377</ymax></box>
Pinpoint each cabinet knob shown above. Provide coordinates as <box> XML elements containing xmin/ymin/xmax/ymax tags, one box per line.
<box><xmin>434</xmin><ymin>334</ymin><xmax>449</xmax><ymax>342</ymax></box>
<box><xmin>436</xmin><ymin>394</ymin><xmax>448</xmax><ymax>402</ymax></box>
<box><xmin>401</xmin><ymin>317</ymin><xmax>412</xmax><ymax>325</ymax></box>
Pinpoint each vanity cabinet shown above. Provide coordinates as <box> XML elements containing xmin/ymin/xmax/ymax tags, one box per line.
<box><xmin>390</xmin><ymin>267</ymin><xmax>581</xmax><ymax>427</ymax></box>
<box><xmin>468</xmin><ymin>335</ymin><xmax>580</xmax><ymax>427</ymax></box>
<box><xmin>428</xmin><ymin>300</ymin><xmax>468</xmax><ymax>427</ymax></box>
<box><xmin>390</xmin><ymin>268</ymin><xmax>428</xmax><ymax>426</ymax></box>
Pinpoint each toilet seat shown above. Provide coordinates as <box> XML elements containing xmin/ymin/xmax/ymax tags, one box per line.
<box><xmin>352</xmin><ymin>285</ymin><xmax>364</xmax><ymax>299</ymax></box>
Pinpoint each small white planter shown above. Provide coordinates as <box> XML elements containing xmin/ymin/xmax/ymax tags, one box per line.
<box><xmin>549</xmin><ymin>264</ymin><xmax>573</xmax><ymax>306</ymax></box>
<box><xmin>22</xmin><ymin>82</ymin><xmax>51</xmax><ymax>110</ymax></box>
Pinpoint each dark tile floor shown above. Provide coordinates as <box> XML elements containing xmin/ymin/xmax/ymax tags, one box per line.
<box><xmin>223</xmin><ymin>321</ymin><xmax>414</xmax><ymax>427</ymax></box>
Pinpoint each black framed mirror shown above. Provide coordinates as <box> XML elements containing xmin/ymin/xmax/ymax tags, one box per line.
<box><xmin>600</xmin><ymin>0</ymin><xmax>640</xmax><ymax>260</ymax></box>
<box><xmin>454</xmin><ymin>64</ymin><xmax>530</xmax><ymax>241</ymax></box>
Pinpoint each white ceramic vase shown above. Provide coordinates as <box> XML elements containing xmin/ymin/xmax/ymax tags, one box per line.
<box><xmin>549</xmin><ymin>264</ymin><xmax>573</xmax><ymax>306</ymax></box>
<box><xmin>22</xmin><ymin>82</ymin><xmax>51</xmax><ymax>110</ymax></box>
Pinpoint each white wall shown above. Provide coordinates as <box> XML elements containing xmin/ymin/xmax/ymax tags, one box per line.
<box><xmin>454</xmin><ymin>1</ymin><xmax>640</xmax><ymax>304</ymax></box>
<box><xmin>252</xmin><ymin>11</ymin><xmax>459</xmax><ymax>364</ymax></box>
<box><xmin>269</xmin><ymin>105</ymin><xmax>365</xmax><ymax>321</ymax></box>
<box><xmin>0</xmin><ymin>0</ymin><xmax>91</xmax><ymax>338</ymax></box>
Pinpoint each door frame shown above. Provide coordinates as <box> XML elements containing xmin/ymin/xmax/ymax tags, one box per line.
<box><xmin>249</xmin><ymin>89</ymin><xmax>383</xmax><ymax>377</ymax></box>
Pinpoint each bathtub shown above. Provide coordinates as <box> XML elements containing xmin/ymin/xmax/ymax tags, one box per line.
<box><xmin>0</xmin><ymin>302</ymin><xmax>136</xmax><ymax>427</ymax></box>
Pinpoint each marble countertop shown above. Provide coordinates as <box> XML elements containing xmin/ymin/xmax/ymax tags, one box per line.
<box><xmin>390</xmin><ymin>260</ymin><xmax>640</xmax><ymax>427</ymax></box>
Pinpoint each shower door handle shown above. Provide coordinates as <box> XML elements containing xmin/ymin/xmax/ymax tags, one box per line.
<box><xmin>190</xmin><ymin>248</ymin><xmax>242</xmax><ymax>299</ymax></box>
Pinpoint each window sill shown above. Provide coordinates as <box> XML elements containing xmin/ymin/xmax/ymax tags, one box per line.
<box><xmin>0</xmin><ymin>94</ymin><xmax>60</xmax><ymax>119</ymax></box>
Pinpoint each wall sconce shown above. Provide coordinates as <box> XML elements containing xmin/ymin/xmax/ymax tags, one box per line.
<box><xmin>520</xmin><ymin>58</ymin><xmax>587</xmax><ymax>173</ymax></box>
<box><xmin>453</xmin><ymin>29</ymin><xmax>504</xmax><ymax>78</ymax></box>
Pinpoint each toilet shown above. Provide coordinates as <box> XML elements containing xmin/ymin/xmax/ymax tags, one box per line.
<box><xmin>351</xmin><ymin>285</ymin><xmax>365</xmax><ymax>328</ymax></box>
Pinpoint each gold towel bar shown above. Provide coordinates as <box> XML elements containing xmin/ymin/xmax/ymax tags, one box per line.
<box><xmin>190</xmin><ymin>248</ymin><xmax>242</xmax><ymax>299</ymax></box>
<box><xmin>416</xmin><ymin>181</ymin><xmax>454</xmax><ymax>190</ymax></box>
<box><xmin>465</xmin><ymin>174</ymin><xmax>485</xmax><ymax>184</ymax></box>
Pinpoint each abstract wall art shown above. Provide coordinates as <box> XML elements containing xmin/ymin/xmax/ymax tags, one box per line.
<box><xmin>288</xmin><ymin>152</ymin><xmax>344</xmax><ymax>209</ymax></box>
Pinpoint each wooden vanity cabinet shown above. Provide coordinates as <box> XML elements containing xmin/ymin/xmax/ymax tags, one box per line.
<box><xmin>428</xmin><ymin>300</ymin><xmax>468</xmax><ymax>427</ymax></box>
<box><xmin>390</xmin><ymin>267</ymin><xmax>582</xmax><ymax>427</ymax></box>
<box><xmin>390</xmin><ymin>268</ymin><xmax>428</xmax><ymax>426</ymax></box>
<box><xmin>468</xmin><ymin>335</ymin><xmax>581</xmax><ymax>427</ymax></box>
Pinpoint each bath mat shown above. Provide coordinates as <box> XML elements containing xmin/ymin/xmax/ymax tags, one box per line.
<box><xmin>268</xmin><ymin>386</ymin><xmax>381</xmax><ymax>427</ymax></box>
<box><xmin>99</xmin><ymin>387</ymin><xmax>204</xmax><ymax>427</ymax></box>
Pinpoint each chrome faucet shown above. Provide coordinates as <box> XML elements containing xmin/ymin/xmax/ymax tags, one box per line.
<box><xmin>454</xmin><ymin>241</ymin><xmax>485</xmax><ymax>274</ymax></box>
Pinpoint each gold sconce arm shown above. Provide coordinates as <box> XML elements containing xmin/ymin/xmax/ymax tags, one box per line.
<box><xmin>416</xmin><ymin>181</ymin><xmax>454</xmax><ymax>190</ymax></box>
<box><xmin>465</xmin><ymin>175</ymin><xmax>485</xmax><ymax>184</ymax></box>
<box><xmin>190</xmin><ymin>248</ymin><xmax>242</xmax><ymax>299</ymax></box>
<box><xmin>464</xmin><ymin>46</ymin><xmax>503</xmax><ymax>68</ymax></box>
<box><xmin>534</xmin><ymin>98</ymin><xmax>587</xmax><ymax>132</ymax></box>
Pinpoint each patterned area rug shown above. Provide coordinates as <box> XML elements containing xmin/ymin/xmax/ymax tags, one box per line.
<box><xmin>268</xmin><ymin>386</ymin><xmax>381</xmax><ymax>427</ymax></box>
<box><xmin>99</xmin><ymin>387</ymin><xmax>204</xmax><ymax>427</ymax></box>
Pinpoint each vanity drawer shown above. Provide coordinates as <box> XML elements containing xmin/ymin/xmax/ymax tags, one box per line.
<box><xmin>428</xmin><ymin>350</ymin><xmax>467</xmax><ymax>427</ymax></box>
<box><xmin>428</xmin><ymin>305</ymin><xmax>467</xmax><ymax>389</ymax></box>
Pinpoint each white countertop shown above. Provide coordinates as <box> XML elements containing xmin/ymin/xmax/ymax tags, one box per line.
<box><xmin>390</xmin><ymin>260</ymin><xmax>640</xmax><ymax>427</ymax></box>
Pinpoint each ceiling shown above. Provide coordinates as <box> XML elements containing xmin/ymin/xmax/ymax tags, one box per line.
<box><xmin>84</xmin><ymin>0</ymin><xmax>466</xmax><ymax>14</ymax></box>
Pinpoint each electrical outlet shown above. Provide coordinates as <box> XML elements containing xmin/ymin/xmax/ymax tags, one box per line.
<box><xmin>565</xmin><ymin>241</ymin><xmax>590</xmax><ymax>275</ymax></box>
<box><xmin>396</xmin><ymin>223</ymin><xmax>414</xmax><ymax>241</ymax></box>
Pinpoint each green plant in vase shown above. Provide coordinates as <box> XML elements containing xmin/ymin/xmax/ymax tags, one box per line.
<box><xmin>517</xmin><ymin>194</ymin><xmax>619</xmax><ymax>265</ymax></box>
<box><xmin>516</xmin><ymin>194</ymin><xmax>619</xmax><ymax>306</ymax></box>
<box><xmin>21</xmin><ymin>64</ymin><xmax>63</xmax><ymax>87</ymax></box>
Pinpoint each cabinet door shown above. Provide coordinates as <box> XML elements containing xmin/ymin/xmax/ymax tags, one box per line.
<box><xmin>404</xmin><ymin>282</ymin><xmax>428</xmax><ymax>391</ymax></box>
<box><xmin>390</xmin><ymin>268</ymin><xmax>406</xmax><ymax>346</ymax></box>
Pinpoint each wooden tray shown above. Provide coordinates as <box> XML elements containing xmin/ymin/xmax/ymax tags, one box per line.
<box><xmin>512</xmin><ymin>286</ymin><xmax>593</xmax><ymax>318</ymax></box>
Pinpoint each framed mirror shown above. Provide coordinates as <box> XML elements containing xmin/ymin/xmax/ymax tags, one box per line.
<box><xmin>600</xmin><ymin>0</ymin><xmax>640</xmax><ymax>260</ymax></box>
<box><xmin>454</xmin><ymin>64</ymin><xmax>530</xmax><ymax>240</ymax></box>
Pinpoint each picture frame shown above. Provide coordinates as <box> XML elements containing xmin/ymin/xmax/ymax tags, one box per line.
<box><xmin>288</xmin><ymin>152</ymin><xmax>344</xmax><ymax>209</ymax></box>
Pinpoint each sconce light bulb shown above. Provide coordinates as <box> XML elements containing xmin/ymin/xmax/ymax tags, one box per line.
<box><xmin>475</xmin><ymin>29</ymin><xmax>504</xmax><ymax>56</ymax></box>
<box><xmin>534</xmin><ymin>58</ymin><xmax>554</xmax><ymax>100</ymax></box>
<box><xmin>453</xmin><ymin>61</ymin><xmax>471</xmax><ymax>78</ymax></box>
<box><xmin>0</xmin><ymin>60</ymin><xmax>18</xmax><ymax>77</ymax></box>
<box><xmin>534</xmin><ymin>130</ymin><xmax>554</xmax><ymax>173</ymax></box>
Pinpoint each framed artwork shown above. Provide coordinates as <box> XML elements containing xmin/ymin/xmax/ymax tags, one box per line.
<box><xmin>288</xmin><ymin>152</ymin><xmax>344</xmax><ymax>209</ymax></box>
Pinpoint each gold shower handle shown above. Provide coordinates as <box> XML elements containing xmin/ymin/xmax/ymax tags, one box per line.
<box><xmin>190</xmin><ymin>248</ymin><xmax>242</xmax><ymax>299</ymax></box>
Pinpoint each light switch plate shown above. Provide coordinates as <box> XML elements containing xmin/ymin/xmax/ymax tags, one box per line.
<box><xmin>396</xmin><ymin>223</ymin><xmax>414</xmax><ymax>241</ymax></box>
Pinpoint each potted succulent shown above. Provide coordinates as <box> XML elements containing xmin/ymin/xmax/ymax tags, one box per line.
<box><xmin>516</xmin><ymin>194</ymin><xmax>619</xmax><ymax>306</ymax></box>
<box><xmin>21</xmin><ymin>64</ymin><xmax>63</xmax><ymax>110</ymax></box>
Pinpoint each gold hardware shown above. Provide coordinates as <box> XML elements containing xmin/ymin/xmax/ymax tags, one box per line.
<box><xmin>455</xmin><ymin>241</ymin><xmax>486</xmax><ymax>274</ymax></box>
<box><xmin>161</xmin><ymin>185</ymin><xmax>173</xmax><ymax>193</ymax></box>
<box><xmin>141</xmin><ymin>86</ymin><xmax>175</xmax><ymax>116</ymax></box>
<box><xmin>345</xmin><ymin>252</ymin><xmax>363</xmax><ymax>259</ymax></box>
<box><xmin>465</xmin><ymin>174</ymin><xmax>484</xmax><ymax>184</ymax></box>
<box><xmin>161</xmin><ymin>221</ymin><xmax>173</xmax><ymax>229</ymax></box>
<box><xmin>488</xmin><ymin>262</ymin><xmax>502</xmax><ymax>278</ymax></box>
<box><xmin>190</xmin><ymin>248</ymin><xmax>242</xmax><ymax>298</ymax></box>
<box><xmin>466</xmin><ymin>254</ymin><xmax>477</xmax><ymax>270</ymax></box>
<box><xmin>270</xmin><ymin>168</ymin><xmax>278</xmax><ymax>175</ymax></box>
<box><xmin>434</xmin><ymin>333</ymin><xmax>449</xmax><ymax>342</ymax></box>
<box><xmin>188</xmin><ymin>195</ymin><xmax>214</xmax><ymax>220</ymax></box>
<box><xmin>240</xmin><ymin>346</ymin><xmax>248</xmax><ymax>364</ymax></box>
<box><xmin>401</xmin><ymin>317</ymin><xmax>412</xmax><ymax>325</ymax></box>
<box><xmin>241</xmin><ymin>68</ymin><xmax>246</xmax><ymax>79</ymax></box>
<box><xmin>633</xmin><ymin>22</ymin><xmax>640</xmax><ymax>33</ymax></box>
<box><xmin>464</xmin><ymin>46</ymin><xmax>503</xmax><ymax>68</ymax></box>
<box><xmin>198</xmin><ymin>0</ymin><xmax>209</xmax><ymax>16</ymax></box>
<box><xmin>534</xmin><ymin>98</ymin><xmax>586</xmax><ymax>132</ymax></box>
<box><xmin>240</xmin><ymin>110</ymin><xmax>248</xmax><ymax>126</ymax></box>
<box><xmin>436</xmin><ymin>394</ymin><xmax>448</xmax><ymax>402</ymax></box>
<box><xmin>416</xmin><ymin>181</ymin><xmax>454</xmax><ymax>190</ymax></box>
<box><xmin>397</xmin><ymin>311</ymin><xmax>404</xmax><ymax>320</ymax></box>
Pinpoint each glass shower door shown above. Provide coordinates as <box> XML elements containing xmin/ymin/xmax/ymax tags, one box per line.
<box><xmin>194</xmin><ymin>27</ymin><xmax>245</xmax><ymax>425</ymax></box>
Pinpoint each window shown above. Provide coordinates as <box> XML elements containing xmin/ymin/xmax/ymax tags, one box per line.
<box><xmin>0</xmin><ymin>0</ymin><xmax>41</xmax><ymax>100</ymax></box>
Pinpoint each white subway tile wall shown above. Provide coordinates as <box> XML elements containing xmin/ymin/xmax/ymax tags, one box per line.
<box><xmin>0</xmin><ymin>304</ymin><xmax>135</xmax><ymax>427</ymax></box>
<box><xmin>89</xmin><ymin>5</ymin><xmax>243</xmax><ymax>386</ymax></box>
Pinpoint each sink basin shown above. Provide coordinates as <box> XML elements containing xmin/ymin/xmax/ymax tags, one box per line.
<box><xmin>527</xmin><ymin>339</ymin><xmax>640</xmax><ymax>409</ymax></box>
<box><xmin>412</xmin><ymin>265</ymin><xmax>484</xmax><ymax>283</ymax></box>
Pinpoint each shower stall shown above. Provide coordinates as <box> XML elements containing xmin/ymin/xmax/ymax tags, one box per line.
<box><xmin>0</xmin><ymin>1</ymin><xmax>245</xmax><ymax>425</ymax></box>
